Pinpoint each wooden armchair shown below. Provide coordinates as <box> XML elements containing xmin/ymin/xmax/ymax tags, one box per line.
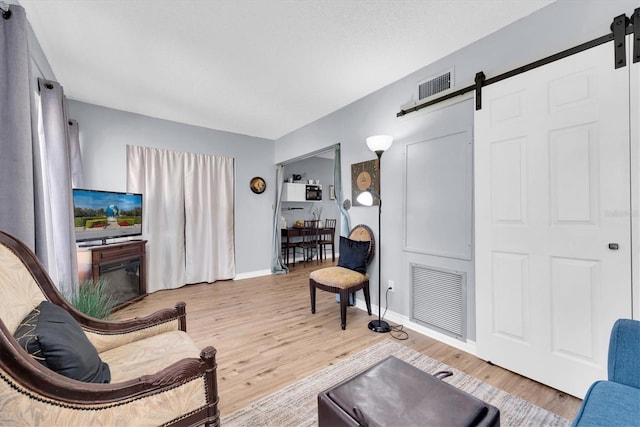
<box><xmin>0</xmin><ymin>231</ymin><xmax>219</xmax><ymax>426</ymax></box>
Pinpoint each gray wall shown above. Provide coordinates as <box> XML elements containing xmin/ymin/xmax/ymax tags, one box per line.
<box><xmin>274</xmin><ymin>0</ymin><xmax>638</xmax><ymax>340</ymax></box>
<box><xmin>21</xmin><ymin>0</ymin><xmax>637</xmax><ymax>339</ymax></box>
<box><xmin>68</xmin><ymin>101</ymin><xmax>275</xmax><ymax>275</ymax></box>
<box><xmin>24</xmin><ymin>1</ymin><xmax>278</xmax><ymax>276</ymax></box>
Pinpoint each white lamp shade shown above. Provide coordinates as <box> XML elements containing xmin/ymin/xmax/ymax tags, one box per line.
<box><xmin>366</xmin><ymin>135</ymin><xmax>393</xmax><ymax>153</ymax></box>
<box><xmin>356</xmin><ymin>191</ymin><xmax>374</xmax><ymax>206</ymax></box>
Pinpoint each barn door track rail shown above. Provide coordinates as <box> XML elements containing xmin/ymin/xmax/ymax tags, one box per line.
<box><xmin>397</xmin><ymin>8</ymin><xmax>639</xmax><ymax>116</ymax></box>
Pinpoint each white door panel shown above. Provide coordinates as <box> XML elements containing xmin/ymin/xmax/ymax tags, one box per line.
<box><xmin>631</xmin><ymin>37</ymin><xmax>640</xmax><ymax>319</ymax></box>
<box><xmin>475</xmin><ymin>41</ymin><xmax>632</xmax><ymax>398</ymax></box>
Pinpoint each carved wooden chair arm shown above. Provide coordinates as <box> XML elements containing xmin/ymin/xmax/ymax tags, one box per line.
<box><xmin>77</xmin><ymin>302</ymin><xmax>188</xmax><ymax>334</ymax></box>
<box><xmin>3</xmin><ymin>340</ymin><xmax>216</xmax><ymax>402</ymax></box>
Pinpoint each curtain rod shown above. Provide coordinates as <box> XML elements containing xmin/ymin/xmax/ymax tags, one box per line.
<box><xmin>397</xmin><ymin>12</ymin><xmax>635</xmax><ymax>117</ymax></box>
<box><xmin>1</xmin><ymin>1</ymin><xmax>11</xmax><ymax>20</ymax></box>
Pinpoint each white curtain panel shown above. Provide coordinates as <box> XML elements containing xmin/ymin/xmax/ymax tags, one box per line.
<box><xmin>184</xmin><ymin>151</ymin><xmax>235</xmax><ymax>283</ymax></box>
<box><xmin>127</xmin><ymin>146</ymin><xmax>235</xmax><ymax>292</ymax></box>
<box><xmin>35</xmin><ymin>79</ymin><xmax>79</xmax><ymax>293</ymax></box>
<box><xmin>68</xmin><ymin>119</ymin><xmax>84</xmax><ymax>189</ymax></box>
<box><xmin>127</xmin><ymin>146</ymin><xmax>186</xmax><ymax>293</ymax></box>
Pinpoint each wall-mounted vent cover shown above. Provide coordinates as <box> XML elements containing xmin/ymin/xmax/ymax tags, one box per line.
<box><xmin>418</xmin><ymin>70</ymin><xmax>453</xmax><ymax>100</ymax></box>
<box><xmin>411</xmin><ymin>263</ymin><xmax>466</xmax><ymax>340</ymax></box>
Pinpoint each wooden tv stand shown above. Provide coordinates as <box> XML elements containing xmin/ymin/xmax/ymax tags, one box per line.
<box><xmin>77</xmin><ymin>240</ymin><xmax>147</xmax><ymax>310</ymax></box>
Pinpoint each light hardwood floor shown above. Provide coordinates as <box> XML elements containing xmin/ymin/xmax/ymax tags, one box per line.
<box><xmin>111</xmin><ymin>260</ymin><xmax>582</xmax><ymax>420</ymax></box>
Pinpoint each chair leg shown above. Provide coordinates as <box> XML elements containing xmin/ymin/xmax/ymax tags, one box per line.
<box><xmin>339</xmin><ymin>289</ymin><xmax>349</xmax><ymax>330</ymax></box>
<box><xmin>310</xmin><ymin>281</ymin><xmax>317</xmax><ymax>314</ymax></box>
<box><xmin>331</xmin><ymin>242</ymin><xmax>335</xmax><ymax>262</ymax></box>
<box><xmin>363</xmin><ymin>282</ymin><xmax>372</xmax><ymax>315</ymax></box>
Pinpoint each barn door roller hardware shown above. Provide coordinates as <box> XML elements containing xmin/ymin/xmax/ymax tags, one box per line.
<box><xmin>611</xmin><ymin>14</ymin><xmax>630</xmax><ymax>68</ymax></box>
<box><xmin>474</xmin><ymin>72</ymin><xmax>485</xmax><ymax>112</ymax></box>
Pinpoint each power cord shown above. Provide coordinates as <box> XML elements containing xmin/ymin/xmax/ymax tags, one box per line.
<box><xmin>388</xmin><ymin>323</ymin><xmax>409</xmax><ymax>340</ymax></box>
<box><xmin>381</xmin><ymin>287</ymin><xmax>408</xmax><ymax>340</ymax></box>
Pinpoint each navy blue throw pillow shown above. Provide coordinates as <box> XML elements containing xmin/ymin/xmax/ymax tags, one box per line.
<box><xmin>337</xmin><ymin>236</ymin><xmax>370</xmax><ymax>274</ymax></box>
<box><xmin>14</xmin><ymin>301</ymin><xmax>111</xmax><ymax>383</ymax></box>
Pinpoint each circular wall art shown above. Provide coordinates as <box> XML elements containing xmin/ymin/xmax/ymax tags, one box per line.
<box><xmin>250</xmin><ymin>177</ymin><xmax>266</xmax><ymax>194</ymax></box>
<box><xmin>351</xmin><ymin>159</ymin><xmax>379</xmax><ymax>206</ymax></box>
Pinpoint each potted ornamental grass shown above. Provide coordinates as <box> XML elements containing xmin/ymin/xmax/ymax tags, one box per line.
<box><xmin>65</xmin><ymin>278</ymin><xmax>116</xmax><ymax>320</ymax></box>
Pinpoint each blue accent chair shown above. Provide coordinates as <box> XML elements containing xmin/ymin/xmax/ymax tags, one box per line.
<box><xmin>571</xmin><ymin>318</ymin><xmax>640</xmax><ymax>426</ymax></box>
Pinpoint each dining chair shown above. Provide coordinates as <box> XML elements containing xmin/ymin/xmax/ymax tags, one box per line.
<box><xmin>318</xmin><ymin>218</ymin><xmax>337</xmax><ymax>262</ymax></box>
<box><xmin>296</xmin><ymin>219</ymin><xmax>320</xmax><ymax>266</ymax></box>
<box><xmin>281</xmin><ymin>234</ymin><xmax>297</xmax><ymax>266</ymax></box>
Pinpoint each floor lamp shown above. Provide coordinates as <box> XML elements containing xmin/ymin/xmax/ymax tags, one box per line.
<box><xmin>357</xmin><ymin>135</ymin><xmax>393</xmax><ymax>333</ymax></box>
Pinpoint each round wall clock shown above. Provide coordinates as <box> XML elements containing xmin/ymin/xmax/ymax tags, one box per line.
<box><xmin>250</xmin><ymin>177</ymin><xmax>266</xmax><ymax>194</ymax></box>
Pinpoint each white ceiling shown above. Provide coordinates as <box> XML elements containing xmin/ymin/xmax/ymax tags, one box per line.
<box><xmin>19</xmin><ymin>0</ymin><xmax>554</xmax><ymax>140</ymax></box>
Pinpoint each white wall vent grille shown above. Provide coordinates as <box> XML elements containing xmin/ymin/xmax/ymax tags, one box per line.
<box><xmin>418</xmin><ymin>71</ymin><xmax>452</xmax><ymax>100</ymax></box>
<box><xmin>411</xmin><ymin>264</ymin><xmax>466</xmax><ymax>340</ymax></box>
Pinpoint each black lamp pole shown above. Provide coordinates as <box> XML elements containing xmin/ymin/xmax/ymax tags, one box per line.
<box><xmin>368</xmin><ymin>149</ymin><xmax>391</xmax><ymax>333</ymax></box>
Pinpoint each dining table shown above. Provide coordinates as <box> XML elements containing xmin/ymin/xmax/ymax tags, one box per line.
<box><xmin>281</xmin><ymin>226</ymin><xmax>333</xmax><ymax>266</ymax></box>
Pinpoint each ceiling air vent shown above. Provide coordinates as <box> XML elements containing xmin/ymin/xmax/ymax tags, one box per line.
<box><xmin>418</xmin><ymin>70</ymin><xmax>453</xmax><ymax>100</ymax></box>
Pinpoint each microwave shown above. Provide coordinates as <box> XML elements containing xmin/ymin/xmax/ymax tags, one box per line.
<box><xmin>305</xmin><ymin>185</ymin><xmax>322</xmax><ymax>201</ymax></box>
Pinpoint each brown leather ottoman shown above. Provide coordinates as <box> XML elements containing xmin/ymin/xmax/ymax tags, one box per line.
<box><xmin>318</xmin><ymin>356</ymin><xmax>500</xmax><ymax>427</ymax></box>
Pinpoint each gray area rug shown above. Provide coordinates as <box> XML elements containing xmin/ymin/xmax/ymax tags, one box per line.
<box><xmin>221</xmin><ymin>339</ymin><xmax>570</xmax><ymax>426</ymax></box>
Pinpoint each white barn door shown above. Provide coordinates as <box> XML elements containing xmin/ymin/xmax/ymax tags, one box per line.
<box><xmin>474</xmin><ymin>41</ymin><xmax>633</xmax><ymax>398</ymax></box>
<box><xmin>631</xmin><ymin>37</ymin><xmax>640</xmax><ymax>319</ymax></box>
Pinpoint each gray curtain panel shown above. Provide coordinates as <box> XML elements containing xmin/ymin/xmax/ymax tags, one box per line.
<box><xmin>0</xmin><ymin>4</ymin><xmax>38</xmax><ymax>248</ymax></box>
<box><xmin>333</xmin><ymin>143</ymin><xmax>351</xmax><ymax>237</ymax></box>
<box><xmin>1</xmin><ymin>5</ymin><xmax>81</xmax><ymax>293</ymax></box>
<box><xmin>271</xmin><ymin>164</ymin><xmax>288</xmax><ymax>274</ymax></box>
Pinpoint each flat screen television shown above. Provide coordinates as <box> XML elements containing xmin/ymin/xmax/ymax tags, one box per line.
<box><xmin>73</xmin><ymin>188</ymin><xmax>143</xmax><ymax>244</ymax></box>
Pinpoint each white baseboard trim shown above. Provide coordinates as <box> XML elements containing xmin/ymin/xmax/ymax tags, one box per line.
<box><xmin>234</xmin><ymin>269</ymin><xmax>271</xmax><ymax>280</ymax></box>
<box><xmin>354</xmin><ymin>299</ymin><xmax>477</xmax><ymax>356</ymax></box>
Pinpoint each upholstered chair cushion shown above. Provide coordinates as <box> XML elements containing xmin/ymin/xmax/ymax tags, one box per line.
<box><xmin>337</xmin><ymin>236</ymin><xmax>370</xmax><ymax>273</ymax></box>
<box><xmin>14</xmin><ymin>301</ymin><xmax>111</xmax><ymax>383</ymax></box>
<box><xmin>310</xmin><ymin>266</ymin><xmax>368</xmax><ymax>289</ymax></box>
<box><xmin>99</xmin><ymin>330</ymin><xmax>200</xmax><ymax>382</ymax></box>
